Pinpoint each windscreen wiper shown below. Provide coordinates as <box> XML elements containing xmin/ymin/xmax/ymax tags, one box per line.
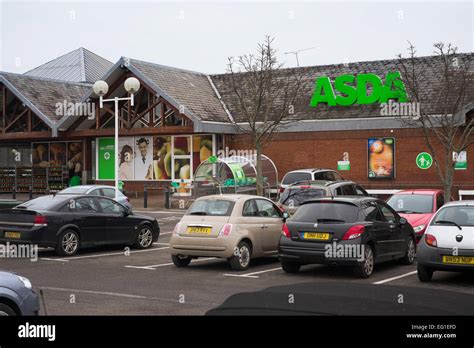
<box><xmin>434</xmin><ymin>220</ymin><xmax>462</xmax><ymax>230</ymax></box>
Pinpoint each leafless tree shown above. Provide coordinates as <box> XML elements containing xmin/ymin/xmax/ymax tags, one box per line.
<box><xmin>397</xmin><ymin>42</ymin><xmax>474</xmax><ymax>201</ymax></box>
<box><xmin>225</xmin><ymin>36</ymin><xmax>305</xmax><ymax>196</ymax></box>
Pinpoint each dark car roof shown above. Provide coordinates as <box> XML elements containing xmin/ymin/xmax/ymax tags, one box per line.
<box><xmin>300</xmin><ymin>195</ymin><xmax>377</xmax><ymax>206</ymax></box>
<box><xmin>15</xmin><ymin>194</ymin><xmax>117</xmax><ymax>211</ymax></box>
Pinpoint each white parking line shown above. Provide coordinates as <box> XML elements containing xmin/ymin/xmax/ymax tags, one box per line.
<box><xmin>40</xmin><ymin>246</ymin><xmax>169</xmax><ymax>262</ymax></box>
<box><xmin>125</xmin><ymin>257</ymin><xmax>216</xmax><ymax>270</ymax></box>
<box><xmin>223</xmin><ymin>267</ymin><xmax>282</xmax><ymax>279</ymax></box>
<box><xmin>372</xmin><ymin>270</ymin><xmax>418</xmax><ymax>284</ymax></box>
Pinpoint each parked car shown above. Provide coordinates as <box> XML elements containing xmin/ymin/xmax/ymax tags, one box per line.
<box><xmin>0</xmin><ymin>199</ymin><xmax>22</xmax><ymax>210</ymax></box>
<box><xmin>279</xmin><ymin>169</ymin><xmax>344</xmax><ymax>193</ymax></box>
<box><xmin>170</xmin><ymin>194</ymin><xmax>286</xmax><ymax>270</ymax></box>
<box><xmin>417</xmin><ymin>201</ymin><xmax>474</xmax><ymax>282</ymax></box>
<box><xmin>0</xmin><ymin>271</ymin><xmax>39</xmax><ymax>316</ymax></box>
<box><xmin>279</xmin><ymin>196</ymin><xmax>416</xmax><ymax>278</ymax></box>
<box><xmin>387</xmin><ymin>189</ymin><xmax>444</xmax><ymax>242</ymax></box>
<box><xmin>58</xmin><ymin>185</ymin><xmax>132</xmax><ymax>210</ymax></box>
<box><xmin>277</xmin><ymin>180</ymin><xmax>368</xmax><ymax>215</ymax></box>
<box><xmin>0</xmin><ymin>194</ymin><xmax>159</xmax><ymax>256</ymax></box>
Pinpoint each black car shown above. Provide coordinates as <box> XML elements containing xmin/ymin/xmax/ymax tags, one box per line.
<box><xmin>0</xmin><ymin>194</ymin><xmax>159</xmax><ymax>256</ymax></box>
<box><xmin>279</xmin><ymin>196</ymin><xmax>416</xmax><ymax>278</ymax></box>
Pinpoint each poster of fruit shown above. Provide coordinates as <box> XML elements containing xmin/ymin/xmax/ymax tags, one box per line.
<box><xmin>193</xmin><ymin>135</ymin><xmax>213</xmax><ymax>168</ymax></box>
<box><xmin>153</xmin><ymin>136</ymin><xmax>172</xmax><ymax>180</ymax></box>
<box><xmin>368</xmin><ymin>138</ymin><xmax>395</xmax><ymax>179</ymax></box>
<box><xmin>49</xmin><ymin>142</ymin><xmax>67</xmax><ymax>166</ymax></box>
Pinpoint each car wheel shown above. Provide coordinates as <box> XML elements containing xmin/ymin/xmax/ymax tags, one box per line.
<box><xmin>134</xmin><ymin>225</ymin><xmax>154</xmax><ymax>249</ymax></box>
<box><xmin>281</xmin><ymin>260</ymin><xmax>301</xmax><ymax>274</ymax></box>
<box><xmin>417</xmin><ymin>263</ymin><xmax>434</xmax><ymax>282</ymax></box>
<box><xmin>229</xmin><ymin>241</ymin><xmax>251</xmax><ymax>271</ymax></box>
<box><xmin>172</xmin><ymin>254</ymin><xmax>192</xmax><ymax>267</ymax></box>
<box><xmin>354</xmin><ymin>244</ymin><xmax>374</xmax><ymax>278</ymax></box>
<box><xmin>400</xmin><ymin>238</ymin><xmax>416</xmax><ymax>265</ymax></box>
<box><xmin>0</xmin><ymin>303</ymin><xmax>16</xmax><ymax>316</ymax></box>
<box><xmin>56</xmin><ymin>229</ymin><xmax>80</xmax><ymax>256</ymax></box>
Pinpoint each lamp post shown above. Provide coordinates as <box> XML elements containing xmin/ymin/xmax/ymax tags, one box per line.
<box><xmin>92</xmin><ymin>77</ymin><xmax>140</xmax><ymax>199</ymax></box>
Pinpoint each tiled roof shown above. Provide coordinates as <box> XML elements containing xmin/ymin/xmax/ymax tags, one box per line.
<box><xmin>24</xmin><ymin>48</ymin><xmax>113</xmax><ymax>84</ymax></box>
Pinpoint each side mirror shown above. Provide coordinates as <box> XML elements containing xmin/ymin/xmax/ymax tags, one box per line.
<box><xmin>399</xmin><ymin>217</ymin><xmax>407</xmax><ymax>225</ymax></box>
<box><xmin>282</xmin><ymin>212</ymin><xmax>289</xmax><ymax>222</ymax></box>
<box><xmin>123</xmin><ymin>206</ymin><xmax>132</xmax><ymax>216</ymax></box>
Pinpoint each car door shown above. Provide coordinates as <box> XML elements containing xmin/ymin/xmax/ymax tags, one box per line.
<box><xmin>376</xmin><ymin>202</ymin><xmax>406</xmax><ymax>256</ymax></box>
<box><xmin>363</xmin><ymin>201</ymin><xmax>392</xmax><ymax>259</ymax></box>
<box><xmin>97</xmin><ymin>197</ymin><xmax>134</xmax><ymax>244</ymax></box>
<box><xmin>241</xmin><ymin>199</ymin><xmax>268</xmax><ymax>255</ymax></box>
<box><xmin>68</xmin><ymin>197</ymin><xmax>107</xmax><ymax>245</ymax></box>
<box><xmin>255</xmin><ymin>199</ymin><xmax>284</xmax><ymax>252</ymax></box>
<box><xmin>435</xmin><ymin>192</ymin><xmax>444</xmax><ymax>212</ymax></box>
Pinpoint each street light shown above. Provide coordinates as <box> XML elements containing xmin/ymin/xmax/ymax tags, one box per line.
<box><xmin>93</xmin><ymin>77</ymin><xmax>141</xmax><ymax>199</ymax></box>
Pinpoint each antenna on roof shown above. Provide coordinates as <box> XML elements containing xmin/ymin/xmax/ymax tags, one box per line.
<box><xmin>284</xmin><ymin>47</ymin><xmax>317</xmax><ymax>67</ymax></box>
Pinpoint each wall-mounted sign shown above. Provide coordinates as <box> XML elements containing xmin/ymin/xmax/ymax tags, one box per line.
<box><xmin>453</xmin><ymin>151</ymin><xmax>467</xmax><ymax>170</ymax></box>
<box><xmin>98</xmin><ymin>138</ymin><xmax>115</xmax><ymax>180</ymax></box>
<box><xmin>310</xmin><ymin>72</ymin><xmax>408</xmax><ymax>107</ymax></box>
<box><xmin>368</xmin><ymin>138</ymin><xmax>395</xmax><ymax>179</ymax></box>
<box><xmin>337</xmin><ymin>161</ymin><xmax>350</xmax><ymax>171</ymax></box>
<box><xmin>416</xmin><ymin>152</ymin><xmax>433</xmax><ymax>170</ymax></box>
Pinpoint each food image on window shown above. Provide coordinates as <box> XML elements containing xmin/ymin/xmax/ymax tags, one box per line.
<box><xmin>368</xmin><ymin>138</ymin><xmax>395</xmax><ymax>179</ymax></box>
<box><xmin>193</xmin><ymin>135</ymin><xmax>213</xmax><ymax>168</ymax></box>
<box><xmin>153</xmin><ymin>136</ymin><xmax>171</xmax><ymax>180</ymax></box>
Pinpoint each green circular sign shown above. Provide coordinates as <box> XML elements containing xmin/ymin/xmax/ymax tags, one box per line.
<box><xmin>416</xmin><ymin>152</ymin><xmax>433</xmax><ymax>170</ymax></box>
<box><xmin>208</xmin><ymin>155</ymin><xmax>218</xmax><ymax>164</ymax></box>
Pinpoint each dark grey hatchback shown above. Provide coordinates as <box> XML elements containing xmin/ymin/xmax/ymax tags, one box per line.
<box><xmin>278</xmin><ymin>196</ymin><xmax>416</xmax><ymax>278</ymax></box>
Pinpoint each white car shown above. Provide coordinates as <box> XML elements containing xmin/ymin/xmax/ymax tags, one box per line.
<box><xmin>417</xmin><ymin>200</ymin><xmax>474</xmax><ymax>282</ymax></box>
<box><xmin>57</xmin><ymin>185</ymin><xmax>132</xmax><ymax>210</ymax></box>
<box><xmin>279</xmin><ymin>169</ymin><xmax>344</xmax><ymax>194</ymax></box>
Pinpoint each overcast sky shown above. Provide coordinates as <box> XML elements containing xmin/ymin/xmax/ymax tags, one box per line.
<box><xmin>0</xmin><ymin>0</ymin><xmax>472</xmax><ymax>75</ymax></box>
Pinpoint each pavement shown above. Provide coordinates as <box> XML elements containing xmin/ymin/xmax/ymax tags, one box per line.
<box><xmin>1</xmin><ymin>209</ymin><xmax>473</xmax><ymax>316</ymax></box>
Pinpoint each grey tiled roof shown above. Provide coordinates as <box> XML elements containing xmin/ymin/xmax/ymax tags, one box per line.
<box><xmin>24</xmin><ymin>48</ymin><xmax>113</xmax><ymax>84</ymax></box>
<box><xmin>210</xmin><ymin>54</ymin><xmax>474</xmax><ymax>123</ymax></box>
<box><xmin>0</xmin><ymin>72</ymin><xmax>91</xmax><ymax>123</ymax></box>
<box><xmin>129</xmin><ymin>59</ymin><xmax>231</xmax><ymax>122</ymax></box>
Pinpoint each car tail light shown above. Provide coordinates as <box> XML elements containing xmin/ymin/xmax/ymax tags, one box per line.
<box><xmin>34</xmin><ymin>214</ymin><xmax>47</xmax><ymax>226</ymax></box>
<box><xmin>342</xmin><ymin>225</ymin><xmax>365</xmax><ymax>240</ymax></box>
<box><xmin>279</xmin><ymin>187</ymin><xmax>285</xmax><ymax>193</ymax></box>
<box><xmin>218</xmin><ymin>223</ymin><xmax>233</xmax><ymax>236</ymax></box>
<box><xmin>281</xmin><ymin>223</ymin><xmax>291</xmax><ymax>238</ymax></box>
<box><xmin>125</xmin><ymin>196</ymin><xmax>130</xmax><ymax>202</ymax></box>
<box><xmin>425</xmin><ymin>234</ymin><xmax>437</xmax><ymax>247</ymax></box>
<box><xmin>173</xmin><ymin>222</ymin><xmax>181</xmax><ymax>235</ymax></box>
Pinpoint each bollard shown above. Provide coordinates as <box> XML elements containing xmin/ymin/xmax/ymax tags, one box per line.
<box><xmin>29</xmin><ymin>185</ymin><xmax>33</xmax><ymax>200</ymax></box>
<box><xmin>143</xmin><ymin>184</ymin><xmax>148</xmax><ymax>209</ymax></box>
<box><xmin>12</xmin><ymin>186</ymin><xmax>16</xmax><ymax>200</ymax></box>
<box><xmin>164</xmin><ymin>187</ymin><xmax>170</xmax><ymax>209</ymax></box>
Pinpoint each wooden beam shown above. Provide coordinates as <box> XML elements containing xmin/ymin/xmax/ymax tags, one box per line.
<box><xmin>27</xmin><ymin>109</ymin><xmax>32</xmax><ymax>132</ymax></box>
<box><xmin>5</xmin><ymin>107</ymin><xmax>28</xmax><ymax>131</ymax></box>
<box><xmin>130</xmin><ymin>96</ymin><xmax>161</xmax><ymax>127</ymax></box>
<box><xmin>64</xmin><ymin>126</ymin><xmax>194</xmax><ymax>138</ymax></box>
<box><xmin>95</xmin><ymin>102</ymin><xmax>100</xmax><ymax>130</ymax></box>
<box><xmin>2</xmin><ymin>86</ymin><xmax>6</xmax><ymax>133</ymax></box>
<box><xmin>0</xmin><ymin>131</ymin><xmax>51</xmax><ymax>140</ymax></box>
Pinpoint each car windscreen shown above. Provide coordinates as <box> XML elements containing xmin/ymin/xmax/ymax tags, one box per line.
<box><xmin>387</xmin><ymin>194</ymin><xmax>433</xmax><ymax>214</ymax></box>
<box><xmin>15</xmin><ymin>195</ymin><xmax>63</xmax><ymax>211</ymax></box>
<box><xmin>279</xmin><ymin>188</ymin><xmax>326</xmax><ymax>206</ymax></box>
<box><xmin>292</xmin><ymin>201</ymin><xmax>359</xmax><ymax>223</ymax></box>
<box><xmin>282</xmin><ymin>172</ymin><xmax>311</xmax><ymax>185</ymax></box>
<box><xmin>186</xmin><ymin>199</ymin><xmax>234</xmax><ymax>216</ymax></box>
<box><xmin>58</xmin><ymin>186</ymin><xmax>89</xmax><ymax>194</ymax></box>
<box><xmin>431</xmin><ymin>206</ymin><xmax>474</xmax><ymax>227</ymax></box>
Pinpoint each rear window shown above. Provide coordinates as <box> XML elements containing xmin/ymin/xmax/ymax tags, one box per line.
<box><xmin>15</xmin><ymin>195</ymin><xmax>62</xmax><ymax>211</ymax></box>
<box><xmin>282</xmin><ymin>172</ymin><xmax>311</xmax><ymax>185</ymax></box>
<box><xmin>59</xmin><ymin>186</ymin><xmax>89</xmax><ymax>194</ymax></box>
<box><xmin>279</xmin><ymin>188</ymin><xmax>326</xmax><ymax>206</ymax></box>
<box><xmin>387</xmin><ymin>194</ymin><xmax>433</xmax><ymax>214</ymax></box>
<box><xmin>187</xmin><ymin>199</ymin><xmax>234</xmax><ymax>216</ymax></box>
<box><xmin>431</xmin><ymin>206</ymin><xmax>474</xmax><ymax>227</ymax></box>
<box><xmin>292</xmin><ymin>201</ymin><xmax>359</xmax><ymax>223</ymax></box>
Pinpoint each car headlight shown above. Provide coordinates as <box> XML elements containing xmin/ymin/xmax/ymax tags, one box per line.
<box><xmin>413</xmin><ymin>224</ymin><xmax>426</xmax><ymax>233</ymax></box>
<box><xmin>17</xmin><ymin>276</ymin><xmax>32</xmax><ymax>289</ymax></box>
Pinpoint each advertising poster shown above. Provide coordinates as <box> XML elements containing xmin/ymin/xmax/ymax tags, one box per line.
<box><xmin>193</xmin><ymin>135</ymin><xmax>213</xmax><ymax>168</ymax></box>
<box><xmin>67</xmin><ymin>142</ymin><xmax>83</xmax><ymax>180</ymax></box>
<box><xmin>134</xmin><ymin>136</ymin><xmax>153</xmax><ymax>180</ymax></box>
<box><xmin>368</xmin><ymin>138</ymin><xmax>395</xmax><ymax>179</ymax></box>
<box><xmin>32</xmin><ymin>143</ymin><xmax>50</xmax><ymax>167</ymax></box>
<box><xmin>118</xmin><ymin>138</ymin><xmax>135</xmax><ymax>180</ymax></box>
<box><xmin>153</xmin><ymin>136</ymin><xmax>172</xmax><ymax>180</ymax></box>
<box><xmin>98</xmin><ymin>138</ymin><xmax>115</xmax><ymax>180</ymax></box>
<box><xmin>49</xmin><ymin>142</ymin><xmax>67</xmax><ymax>166</ymax></box>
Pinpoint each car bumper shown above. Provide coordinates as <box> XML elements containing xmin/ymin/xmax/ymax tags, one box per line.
<box><xmin>278</xmin><ymin>237</ymin><xmax>363</xmax><ymax>265</ymax></box>
<box><xmin>0</xmin><ymin>226</ymin><xmax>55</xmax><ymax>248</ymax></box>
<box><xmin>170</xmin><ymin>234</ymin><xmax>234</xmax><ymax>259</ymax></box>
<box><xmin>19</xmin><ymin>289</ymin><xmax>40</xmax><ymax>316</ymax></box>
<box><xmin>418</xmin><ymin>243</ymin><xmax>474</xmax><ymax>271</ymax></box>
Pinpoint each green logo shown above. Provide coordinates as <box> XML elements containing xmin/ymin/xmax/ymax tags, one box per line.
<box><xmin>310</xmin><ymin>72</ymin><xmax>408</xmax><ymax>107</ymax></box>
<box><xmin>171</xmin><ymin>182</ymin><xmax>180</xmax><ymax>188</ymax></box>
<box><xmin>337</xmin><ymin>161</ymin><xmax>350</xmax><ymax>171</ymax></box>
<box><xmin>416</xmin><ymin>152</ymin><xmax>433</xmax><ymax>170</ymax></box>
<box><xmin>208</xmin><ymin>155</ymin><xmax>218</xmax><ymax>164</ymax></box>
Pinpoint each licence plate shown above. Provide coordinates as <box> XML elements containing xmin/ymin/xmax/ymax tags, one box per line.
<box><xmin>4</xmin><ymin>232</ymin><xmax>21</xmax><ymax>239</ymax></box>
<box><xmin>302</xmin><ymin>232</ymin><xmax>330</xmax><ymax>240</ymax></box>
<box><xmin>442</xmin><ymin>255</ymin><xmax>474</xmax><ymax>265</ymax></box>
<box><xmin>187</xmin><ymin>226</ymin><xmax>212</xmax><ymax>234</ymax></box>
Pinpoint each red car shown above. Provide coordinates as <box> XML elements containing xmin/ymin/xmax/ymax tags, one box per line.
<box><xmin>386</xmin><ymin>189</ymin><xmax>445</xmax><ymax>243</ymax></box>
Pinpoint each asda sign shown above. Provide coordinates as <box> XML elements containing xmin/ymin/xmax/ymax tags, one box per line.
<box><xmin>310</xmin><ymin>72</ymin><xmax>408</xmax><ymax>107</ymax></box>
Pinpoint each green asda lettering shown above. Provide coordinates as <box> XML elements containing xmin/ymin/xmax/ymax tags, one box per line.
<box><xmin>310</xmin><ymin>72</ymin><xmax>409</xmax><ymax>107</ymax></box>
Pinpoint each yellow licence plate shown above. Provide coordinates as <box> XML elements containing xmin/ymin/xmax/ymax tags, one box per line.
<box><xmin>303</xmin><ymin>232</ymin><xmax>330</xmax><ymax>240</ymax></box>
<box><xmin>4</xmin><ymin>232</ymin><xmax>21</xmax><ymax>239</ymax></box>
<box><xmin>187</xmin><ymin>227</ymin><xmax>212</xmax><ymax>234</ymax></box>
<box><xmin>442</xmin><ymin>255</ymin><xmax>474</xmax><ymax>265</ymax></box>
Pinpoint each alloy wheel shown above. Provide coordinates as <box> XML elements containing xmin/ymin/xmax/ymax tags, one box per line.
<box><xmin>62</xmin><ymin>232</ymin><xmax>78</xmax><ymax>255</ymax></box>
<box><xmin>138</xmin><ymin>228</ymin><xmax>153</xmax><ymax>248</ymax></box>
<box><xmin>239</xmin><ymin>245</ymin><xmax>250</xmax><ymax>268</ymax></box>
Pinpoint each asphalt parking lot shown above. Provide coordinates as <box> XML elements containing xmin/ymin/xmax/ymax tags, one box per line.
<box><xmin>1</xmin><ymin>209</ymin><xmax>474</xmax><ymax>315</ymax></box>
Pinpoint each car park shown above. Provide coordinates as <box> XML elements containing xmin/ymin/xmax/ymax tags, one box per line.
<box><xmin>58</xmin><ymin>185</ymin><xmax>132</xmax><ymax>210</ymax></box>
<box><xmin>0</xmin><ymin>194</ymin><xmax>159</xmax><ymax>256</ymax></box>
<box><xmin>170</xmin><ymin>194</ymin><xmax>286</xmax><ymax>270</ymax></box>
<box><xmin>279</xmin><ymin>169</ymin><xmax>344</xmax><ymax>193</ymax></box>
<box><xmin>387</xmin><ymin>189</ymin><xmax>444</xmax><ymax>242</ymax></box>
<box><xmin>417</xmin><ymin>201</ymin><xmax>474</xmax><ymax>282</ymax></box>
<box><xmin>278</xmin><ymin>196</ymin><xmax>416</xmax><ymax>278</ymax></box>
<box><xmin>277</xmin><ymin>180</ymin><xmax>368</xmax><ymax>215</ymax></box>
<box><xmin>0</xmin><ymin>270</ymin><xmax>39</xmax><ymax>316</ymax></box>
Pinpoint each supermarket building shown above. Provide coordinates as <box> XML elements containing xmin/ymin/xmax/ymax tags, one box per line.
<box><xmin>0</xmin><ymin>48</ymin><xmax>473</xmax><ymax>198</ymax></box>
